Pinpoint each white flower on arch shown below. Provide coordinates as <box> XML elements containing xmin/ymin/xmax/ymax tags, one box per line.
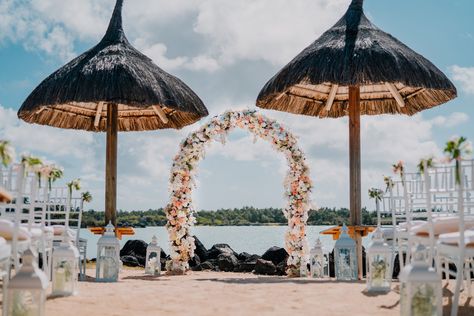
<box><xmin>165</xmin><ymin>110</ymin><xmax>313</xmax><ymax>276</ymax></box>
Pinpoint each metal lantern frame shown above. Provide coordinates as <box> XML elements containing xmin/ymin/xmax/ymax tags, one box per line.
<box><xmin>399</xmin><ymin>244</ymin><xmax>442</xmax><ymax>316</ymax></box>
<box><xmin>310</xmin><ymin>238</ymin><xmax>326</xmax><ymax>278</ymax></box>
<box><xmin>334</xmin><ymin>224</ymin><xmax>358</xmax><ymax>281</ymax></box>
<box><xmin>96</xmin><ymin>222</ymin><xmax>120</xmax><ymax>282</ymax></box>
<box><xmin>6</xmin><ymin>249</ymin><xmax>48</xmax><ymax>316</ymax></box>
<box><xmin>366</xmin><ymin>228</ymin><xmax>392</xmax><ymax>293</ymax></box>
<box><xmin>52</xmin><ymin>234</ymin><xmax>80</xmax><ymax>296</ymax></box>
<box><xmin>145</xmin><ymin>235</ymin><xmax>161</xmax><ymax>276</ymax></box>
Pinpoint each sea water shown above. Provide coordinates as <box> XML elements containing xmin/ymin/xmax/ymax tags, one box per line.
<box><xmin>81</xmin><ymin>225</ymin><xmax>373</xmax><ymax>259</ymax></box>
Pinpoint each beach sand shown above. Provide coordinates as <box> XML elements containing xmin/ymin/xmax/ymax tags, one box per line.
<box><xmin>45</xmin><ymin>269</ymin><xmax>474</xmax><ymax>316</ymax></box>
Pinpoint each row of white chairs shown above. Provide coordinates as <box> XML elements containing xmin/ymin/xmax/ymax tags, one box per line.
<box><xmin>379</xmin><ymin>159</ymin><xmax>474</xmax><ymax>315</ymax></box>
<box><xmin>0</xmin><ymin>163</ymin><xmax>88</xmax><ymax>284</ymax></box>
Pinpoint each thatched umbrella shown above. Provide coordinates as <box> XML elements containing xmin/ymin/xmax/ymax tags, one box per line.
<box><xmin>257</xmin><ymin>0</ymin><xmax>456</xmax><ymax>278</ymax></box>
<box><xmin>18</xmin><ymin>0</ymin><xmax>208</xmax><ymax>226</ymax></box>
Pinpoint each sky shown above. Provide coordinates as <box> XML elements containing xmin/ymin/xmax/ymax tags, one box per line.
<box><xmin>0</xmin><ymin>0</ymin><xmax>473</xmax><ymax>213</ymax></box>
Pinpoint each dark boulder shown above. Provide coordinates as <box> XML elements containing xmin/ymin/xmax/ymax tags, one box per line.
<box><xmin>261</xmin><ymin>247</ymin><xmax>288</xmax><ymax>265</ymax></box>
<box><xmin>121</xmin><ymin>255</ymin><xmax>141</xmax><ymax>267</ymax></box>
<box><xmin>189</xmin><ymin>254</ymin><xmax>201</xmax><ymax>268</ymax></box>
<box><xmin>235</xmin><ymin>261</ymin><xmax>257</xmax><ymax>273</ymax></box>
<box><xmin>276</xmin><ymin>260</ymin><xmax>287</xmax><ymax>276</ymax></box>
<box><xmin>254</xmin><ymin>259</ymin><xmax>277</xmax><ymax>275</ymax></box>
<box><xmin>193</xmin><ymin>236</ymin><xmax>208</xmax><ymax>262</ymax></box>
<box><xmin>200</xmin><ymin>261</ymin><xmax>215</xmax><ymax>270</ymax></box>
<box><xmin>120</xmin><ymin>240</ymin><xmax>147</xmax><ymax>258</ymax></box>
<box><xmin>246</xmin><ymin>254</ymin><xmax>261</xmax><ymax>262</ymax></box>
<box><xmin>192</xmin><ymin>263</ymin><xmax>203</xmax><ymax>271</ymax></box>
<box><xmin>207</xmin><ymin>244</ymin><xmax>237</xmax><ymax>260</ymax></box>
<box><xmin>237</xmin><ymin>252</ymin><xmax>252</xmax><ymax>261</ymax></box>
<box><xmin>217</xmin><ymin>253</ymin><xmax>238</xmax><ymax>272</ymax></box>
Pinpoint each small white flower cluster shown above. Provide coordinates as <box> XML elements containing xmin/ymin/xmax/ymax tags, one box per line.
<box><xmin>165</xmin><ymin>110</ymin><xmax>313</xmax><ymax>276</ymax></box>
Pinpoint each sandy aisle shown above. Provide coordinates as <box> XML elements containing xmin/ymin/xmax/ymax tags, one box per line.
<box><xmin>45</xmin><ymin>269</ymin><xmax>473</xmax><ymax>316</ymax></box>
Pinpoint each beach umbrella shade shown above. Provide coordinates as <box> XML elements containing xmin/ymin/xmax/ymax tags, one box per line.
<box><xmin>256</xmin><ymin>0</ymin><xmax>456</xmax><ymax>278</ymax></box>
<box><xmin>17</xmin><ymin>0</ymin><xmax>208</xmax><ymax>226</ymax></box>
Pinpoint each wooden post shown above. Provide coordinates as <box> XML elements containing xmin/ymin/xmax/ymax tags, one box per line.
<box><xmin>349</xmin><ymin>86</ymin><xmax>363</xmax><ymax>280</ymax></box>
<box><xmin>105</xmin><ymin>103</ymin><xmax>118</xmax><ymax>226</ymax></box>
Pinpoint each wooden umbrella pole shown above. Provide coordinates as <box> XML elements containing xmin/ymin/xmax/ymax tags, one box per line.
<box><xmin>105</xmin><ymin>103</ymin><xmax>118</xmax><ymax>226</ymax></box>
<box><xmin>349</xmin><ymin>86</ymin><xmax>363</xmax><ymax>280</ymax></box>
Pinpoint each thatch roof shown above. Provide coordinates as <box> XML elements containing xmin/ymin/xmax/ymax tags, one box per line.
<box><xmin>18</xmin><ymin>0</ymin><xmax>208</xmax><ymax>131</ymax></box>
<box><xmin>257</xmin><ymin>0</ymin><xmax>456</xmax><ymax>118</ymax></box>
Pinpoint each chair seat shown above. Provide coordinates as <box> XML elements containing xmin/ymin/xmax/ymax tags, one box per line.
<box><xmin>0</xmin><ymin>219</ymin><xmax>31</xmax><ymax>241</ymax></box>
<box><xmin>438</xmin><ymin>229</ymin><xmax>474</xmax><ymax>247</ymax></box>
<box><xmin>0</xmin><ymin>237</ymin><xmax>10</xmax><ymax>261</ymax></box>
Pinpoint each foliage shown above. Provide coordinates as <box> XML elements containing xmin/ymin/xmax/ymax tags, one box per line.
<box><xmin>417</xmin><ymin>156</ymin><xmax>434</xmax><ymax>175</ymax></box>
<box><xmin>67</xmin><ymin>179</ymin><xmax>81</xmax><ymax>195</ymax></box>
<box><xmin>0</xmin><ymin>140</ymin><xmax>15</xmax><ymax>167</ymax></box>
<box><xmin>444</xmin><ymin>136</ymin><xmax>472</xmax><ymax>185</ymax></box>
<box><xmin>81</xmin><ymin>191</ymin><xmax>93</xmax><ymax>203</ymax></box>
<box><xmin>368</xmin><ymin>188</ymin><xmax>383</xmax><ymax>201</ymax></box>
<box><xmin>80</xmin><ymin>207</ymin><xmax>380</xmax><ymax>228</ymax></box>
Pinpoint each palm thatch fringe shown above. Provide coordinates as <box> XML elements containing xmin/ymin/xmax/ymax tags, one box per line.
<box><xmin>19</xmin><ymin>104</ymin><xmax>201</xmax><ymax>132</ymax></box>
<box><xmin>257</xmin><ymin>0</ymin><xmax>456</xmax><ymax>116</ymax></box>
<box><xmin>17</xmin><ymin>0</ymin><xmax>208</xmax><ymax>130</ymax></box>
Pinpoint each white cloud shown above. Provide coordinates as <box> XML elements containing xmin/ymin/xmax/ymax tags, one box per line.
<box><xmin>450</xmin><ymin>65</ymin><xmax>474</xmax><ymax>94</ymax></box>
<box><xmin>0</xmin><ymin>0</ymin><xmax>350</xmax><ymax>66</ymax></box>
<box><xmin>0</xmin><ymin>105</ymin><xmax>94</xmax><ymax>159</ymax></box>
<box><xmin>194</xmin><ymin>0</ymin><xmax>348</xmax><ymax>66</ymax></box>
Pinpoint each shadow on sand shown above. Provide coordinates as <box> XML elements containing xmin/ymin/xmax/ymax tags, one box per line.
<box><xmin>196</xmin><ymin>277</ymin><xmax>366</xmax><ymax>285</ymax></box>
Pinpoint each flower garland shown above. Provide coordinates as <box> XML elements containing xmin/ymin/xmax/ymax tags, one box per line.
<box><xmin>165</xmin><ymin>110</ymin><xmax>312</xmax><ymax>276</ymax></box>
<box><xmin>444</xmin><ymin>136</ymin><xmax>472</xmax><ymax>185</ymax></box>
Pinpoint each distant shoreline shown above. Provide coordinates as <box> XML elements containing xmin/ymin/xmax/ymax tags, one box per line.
<box><xmin>82</xmin><ymin>207</ymin><xmax>383</xmax><ymax>228</ymax></box>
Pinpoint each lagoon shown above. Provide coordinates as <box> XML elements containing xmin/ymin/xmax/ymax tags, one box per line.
<box><xmin>81</xmin><ymin>225</ymin><xmax>373</xmax><ymax>259</ymax></box>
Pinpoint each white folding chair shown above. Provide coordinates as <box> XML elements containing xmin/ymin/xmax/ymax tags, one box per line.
<box><xmin>435</xmin><ymin>160</ymin><xmax>474</xmax><ymax>316</ymax></box>
<box><xmin>46</xmin><ymin>187</ymin><xmax>87</xmax><ymax>279</ymax></box>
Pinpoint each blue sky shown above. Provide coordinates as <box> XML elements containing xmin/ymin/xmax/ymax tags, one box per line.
<box><xmin>0</xmin><ymin>0</ymin><xmax>473</xmax><ymax>212</ymax></box>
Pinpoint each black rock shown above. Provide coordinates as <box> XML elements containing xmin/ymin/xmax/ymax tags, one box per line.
<box><xmin>192</xmin><ymin>264</ymin><xmax>203</xmax><ymax>271</ymax></box>
<box><xmin>189</xmin><ymin>254</ymin><xmax>201</xmax><ymax>268</ymax></box>
<box><xmin>121</xmin><ymin>255</ymin><xmax>141</xmax><ymax>267</ymax></box>
<box><xmin>276</xmin><ymin>260</ymin><xmax>287</xmax><ymax>276</ymax></box>
<box><xmin>193</xmin><ymin>236</ymin><xmax>208</xmax><ymax>261</ymax></box>
<box><xmin>217</xmin><ymin>253</ymin><xmax>238</xmax><ymax>272</ymax></box>
<box><xmin>246</xmin><ymin>254</ymin><xmax>261</xmax><ymax>262</ymax></box>
<box><xmin>237</xmin><ymin>252</ymin><xmax>252</xmax><ymax>261</ymax></box>
<box><xmin>261</xmin><ymin>246</ymin><xmax>288</xmax><ymax>265</ymax></box>
<box><xmin>207</xmin><ymin>244</ymin><xmax>237</xmax><ymax>260</ymax></box>
<box><xmin>254</xmin><ymin>259</ymin><xmax>277</xmax><ymax>275</ymax></box>
<box><xmin>200</xmin><ymin>261</ymin><xmax>215</xmax><ymax>270</ymax></box>
<box><xmin>235</xmin><ymin>261</ymin><xmax>256</xmax><ymax>273</ymax></box>
<box><xmin>120</xmin><ymin>240</ymin><xmax>148</xmax><ymax>258</ymax></box>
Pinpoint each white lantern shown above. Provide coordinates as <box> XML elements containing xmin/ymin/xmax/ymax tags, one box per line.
<box><xmin>366</xmin><ymin>227</ymin><xmax>392</xmax><ymax>293</ymax></box>
<box><xmin>52</xmin><ymin>233</ymin><xmax>79</xmax><ymax>296</ymax></box>
<box><xmin>399</xmin><ymin>244</ymin><xmax>442</xmax><ymax>316</ymax></box>
<box><xmin>96</xmin><ymin>222</ymin><xmax>120</xmax><ymax>282</ymax></box>
<box><xmin>310</xmin><ymin>238</ymin><xmax>325</xmax><ymax>278</ymax></box>
<box><xmin>299</xmin><ymin>255</ymin><xmax>309</xmax><ymax>278</ymax></box>
<box><xmin>6</xmin><ymin>249</ymin><xmax>48</xmax><ymax>316</ymax></box>
<box><xmin>334</xmin><ymin>224</ymin><xmax>357</xmax><ymax>281</ymax></box>
<box><xmin>145</xmin><ymin>235</ymin><xmax>161</xmax><ymax>276</ymax></box>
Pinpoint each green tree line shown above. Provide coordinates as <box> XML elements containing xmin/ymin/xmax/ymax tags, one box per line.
<box><xmin>80</xmin><ymin>207</ymin><xmax>381</xmax><ymax>228</ymax></box>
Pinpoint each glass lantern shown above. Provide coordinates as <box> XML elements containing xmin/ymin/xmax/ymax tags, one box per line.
<box><xmin>334</xmin><ymin>224</ymin><xmax>357</xmax><ymax>281</ymax></box>
<box><xmin>299</xmin><ymin>255</ymin><xmax>309</xmax><ymax>278</ymax></box>
<box><xmin>366</xmin><ymin>228</ymin><xmax>392</xmax><ymax>293</ymax></box>
<box><xmin>399</xmin><ymin>244</ymin><xmax>442</xmax><ymax>316</ymax></box>
<box><xmin>6</xmin><ymin>249</ymin><xmax>48</xmax><ymax>316</ymax></box>
<box><xmin>145</xmin><ymin>235</ymin><xmax>161</xmax><ymax>276</ymax></box>
<box><xmin>52</xmin><ymin>233</ymin><xmax>79</xmax><ymax>296</ymax></box>
<box><xmin>310</xmin><ymin>238</ymin><xmax>325</xmax><ymax>278</ymax></box>
<box><xmin>96</xmin><ymin>222</ymin><xmax>120</xmax><ymax>282</ymax></box>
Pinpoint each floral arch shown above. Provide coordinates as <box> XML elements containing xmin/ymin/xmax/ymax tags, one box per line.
<box><xmin>165</xmin><ymin>110</ymin><xmax>312</xmax><ymax>276</ymax></box>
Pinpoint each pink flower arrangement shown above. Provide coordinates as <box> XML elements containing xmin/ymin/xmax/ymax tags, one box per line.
<box><xmin>165</xmin><ymin>110</ymin><xmax>312</xmax><ymax>276</ymax></box>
